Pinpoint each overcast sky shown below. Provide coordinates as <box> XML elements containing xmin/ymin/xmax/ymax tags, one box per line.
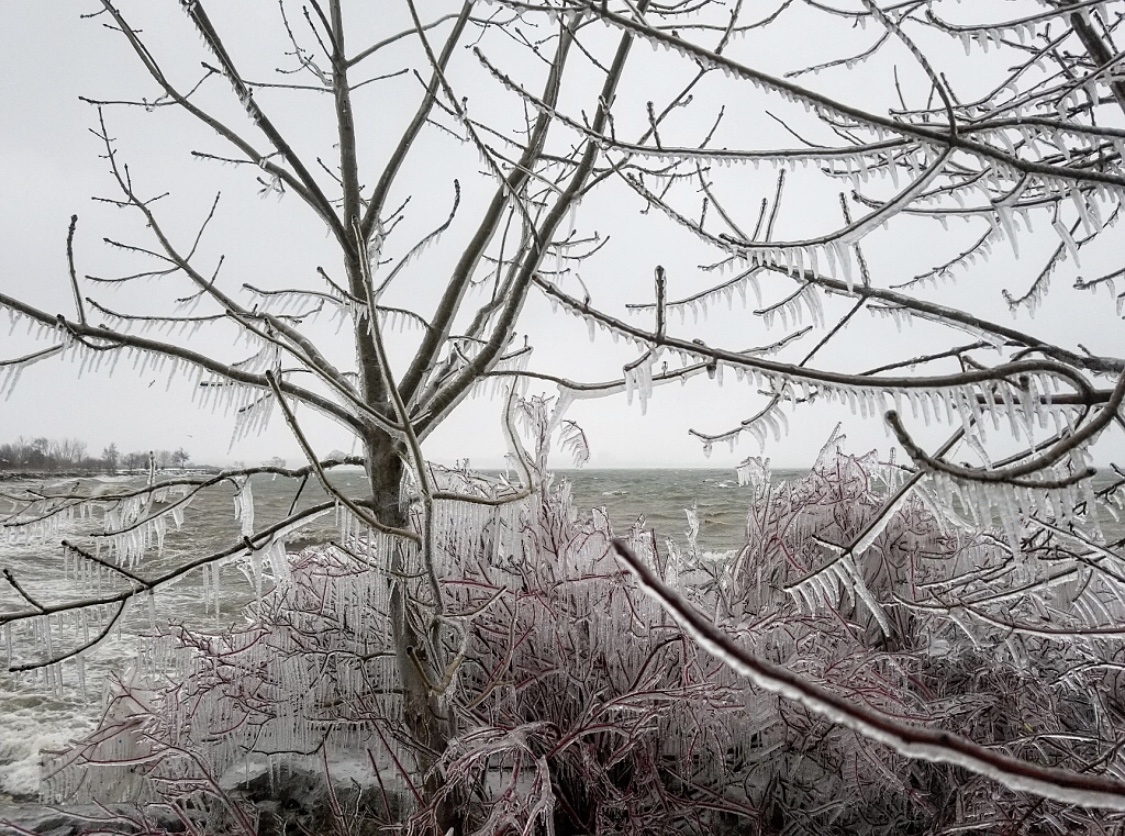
<box><xmin>2</xmin><ymin>2</ymin><xmax>1122</xmax><ymax>472</ymax></box>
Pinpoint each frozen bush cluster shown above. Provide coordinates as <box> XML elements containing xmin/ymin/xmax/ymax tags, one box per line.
<box><xmin>35</xmin><ymin>447</ymin><xmax>1125</xmax><ymax>834</ymax></box>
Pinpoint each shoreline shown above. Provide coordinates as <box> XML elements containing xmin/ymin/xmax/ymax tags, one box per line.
<box><xmin>0</xmin><ymin>469</ymin><xmax>219</xmax><ymax>483</ymax></box>
<box><xmin>0</xmin><ymin>470</ymin><xmax>112</xmax><ymax>482</ymax></box>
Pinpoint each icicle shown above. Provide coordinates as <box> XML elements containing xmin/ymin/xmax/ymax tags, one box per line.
<box><xmin>835</xmin><ymin>241</ymin><xmax>854</xmax><ymax>290</ymax></box>
<box><xmin>267</xmin><ymin>539</ymin><xmax>290</xmax><ymax>584</ymax></box>
<box><xmin>234</xmin><ymin>478</ymin><xmax>255</xmax><ymax>536</ymax></box>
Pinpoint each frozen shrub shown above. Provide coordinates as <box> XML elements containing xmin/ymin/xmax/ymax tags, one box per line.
<box><xmin>37</xmin><ymin>449</ymin><xmax>1125</xmax><ymax>834</ymax></box>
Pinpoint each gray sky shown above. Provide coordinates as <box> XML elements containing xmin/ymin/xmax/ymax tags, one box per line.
<box><xmin>2</xmin><ymin>3</ymin><xmax>1122</xmax><ymax>472</ymax></box>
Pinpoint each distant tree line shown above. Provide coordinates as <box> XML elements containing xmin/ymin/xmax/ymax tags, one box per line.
<box><xmin>0</xmin><ymin>437</ymin><xmax>189</xmax><ymax>473</ymax></box>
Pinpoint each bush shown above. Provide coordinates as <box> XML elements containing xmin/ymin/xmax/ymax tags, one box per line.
<box><xmin>40</xmin><ymin>445</ymin><xmax>1125</xmax><ymax>834</ymax></box>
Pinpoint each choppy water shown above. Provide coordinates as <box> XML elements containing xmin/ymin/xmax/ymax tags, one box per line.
<box><xmin>563</xmin><ymin>467</ymin><xmax>806</xmax><ymax>553</ymax></box>
<box><xmin>0</xmin><ymin>467</ymin><xmax>764</xmax><ymax>799</ymax></box>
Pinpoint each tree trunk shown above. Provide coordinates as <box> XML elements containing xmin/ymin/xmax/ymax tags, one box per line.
<box><xmin>364</xmin><ymin>431</ymin><xmax>459</xmax><ymax>832</ymax></box>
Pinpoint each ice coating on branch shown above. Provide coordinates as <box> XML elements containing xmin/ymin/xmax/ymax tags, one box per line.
<box><xmin>786</xmin><ymin>552</ymin><xmax>891</xmax><ymax>636</ymax></box>
<box><xmin>735</xmin><ymin>455</ymin><xmax>770</xmax><ymax>492</ymax></box>
<box><xmin>759</xmin><ymin>283</ymin><xmax>824</xmax><ymax>330</ymax></box>
<box><xmin>467</xmin><ymin>347</ymin><xmax>531</xmax><ymax>401</ymax></box>
<box><xmin>814</xmin><ymin>423</ymin><xmax>846</xmax><ymax>468</ymax></box>
<box><xmin>623</xmin><ymin>348</ymin><xmax>660</xmax><ymax>414</ymax></box>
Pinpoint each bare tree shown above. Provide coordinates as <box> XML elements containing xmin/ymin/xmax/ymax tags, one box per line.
<box><xmin>102</xmin><ymin>442</ymin><xmax>120</xmax><ymax>473</ymax></box>
<box><xmin>121</xmin><ymin>450</ymin><xmax>149</xmax><ymax>471</ymax></box>
<box><xmin>2</xmin><ymin>0</ymin><xmax>1124</xmax><ymax>828</ymax></box>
